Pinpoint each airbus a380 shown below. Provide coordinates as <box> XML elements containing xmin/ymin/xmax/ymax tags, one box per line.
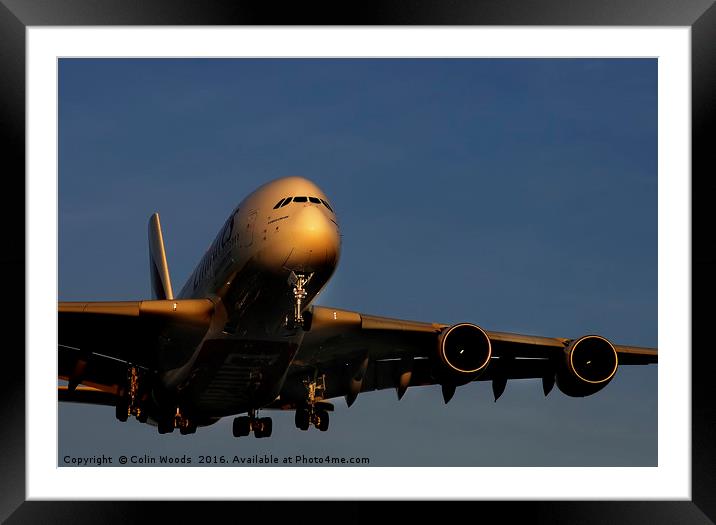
<box><xmin>59</xmin><ymin>177</ymin><xmax>657</xmax><ymax>437</ymax></box>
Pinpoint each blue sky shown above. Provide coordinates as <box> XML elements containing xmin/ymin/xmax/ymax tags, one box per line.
<box><xmin>58</xmin><ymin>58</ymin><xmax>657</xmax><ymax>466</ymax></box>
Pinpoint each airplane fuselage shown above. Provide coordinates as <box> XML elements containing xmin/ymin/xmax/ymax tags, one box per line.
<box><xmin>157</xmin><ymin>177</ymin><xmax>341</xmax><ymax>418</ymax></box>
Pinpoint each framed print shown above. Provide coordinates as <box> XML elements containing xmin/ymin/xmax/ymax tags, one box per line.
<box><xmin>2</xmin><ymin>1</ymin><xmax>714</xmax><ymax>522</ymax></box>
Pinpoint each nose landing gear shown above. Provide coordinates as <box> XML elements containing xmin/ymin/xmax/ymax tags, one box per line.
<box><xmin>286</xmin><ymin>271</ymin><xmax>314</xmax><ymax>329</ymax></box>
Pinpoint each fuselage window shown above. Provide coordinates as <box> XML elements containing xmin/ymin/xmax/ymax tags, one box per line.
<box><xmin>273</xmin><ymin>199</ymin><xmax>285</xmax><ymax>209</ymax></box>
<box><xmin>280</xmin><ymin>197</ymin><xmax>292</xmax><ymax>207</ymax></box>
<box><xmin>293</xmin><ymin>196</ymin><xmax>308</xmax><ymax>203</ymax></box>
<box><xmin>320</xmin><ymin>199</ymin><xmax>334</xmax><ymax>212</ymax></box>
<box><xmin>309</xmin><ymin>197</ymin><xmax>321</xmax><ymax>204</ymax></box>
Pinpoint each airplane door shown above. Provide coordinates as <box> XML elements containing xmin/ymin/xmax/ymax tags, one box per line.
<box><xmin>242</xmin><ymin>210</ymin><xmax>257</xmax><ymax>248</ymax></box>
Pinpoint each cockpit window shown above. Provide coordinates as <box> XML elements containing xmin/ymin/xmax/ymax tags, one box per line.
<box><xmin>274</xmin><ymin>196</ymin><xmax>333</xmax><ymax>211</ymax></box>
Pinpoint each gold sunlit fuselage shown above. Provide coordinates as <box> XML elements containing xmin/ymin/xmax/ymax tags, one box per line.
<box><xmin>160</xmin><ymin>177</ymin><xmax>341</xmax><ymax>416</ymax></box>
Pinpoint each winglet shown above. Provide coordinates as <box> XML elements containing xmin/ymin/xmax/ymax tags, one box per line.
<box><xmin>148</xmin><ymin>213</ymin><xmax>174</xmax><ymax>300</ymax></box>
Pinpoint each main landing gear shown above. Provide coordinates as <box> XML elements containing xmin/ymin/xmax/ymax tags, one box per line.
<box><xmin>295</xmin><ymin>375</ymin><xmax>330</xmax><ymax>432</ymax></box>
<box><xmin>157</xmin><ymin>407</ymin><xmax>196</xmax><ymax>435</ymax></box>
<box><xmin>294</xmin><ymin>406</ymin><xmax>329</xmax><ymax>432</ymax></box>
<box><xmin>232</xmin><ymin>410</ymin><xmax>272</xmax><ymax>438</ymax></box>
<box><xmin>113</xmin><ymin>367</ymin><xmax>196</xmax><ymax>435</ymax></box>
<box><xmin>286</xmin><ymin>271</ymin><xmax>314</xmax><ymax>330</ymax></box>
<box><xmin>115</xmin><ymin>366</ymin><xmax>148</xmax><ymax>424</ymax></box>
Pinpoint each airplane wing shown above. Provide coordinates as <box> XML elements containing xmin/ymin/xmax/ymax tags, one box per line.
<box><xmin>58</xmin><ymin>384</ymin><xmax>118</xmax><ymax>406</ymax></box>
<box><xmin>58</xmin><ymin>299</ymin><xmax>215</xmax><ymax>396</ymax></box>
<box><xmin>281</xmin><ymin>305</ymin><xmax>657</xmax><ymax>405</ymax></box>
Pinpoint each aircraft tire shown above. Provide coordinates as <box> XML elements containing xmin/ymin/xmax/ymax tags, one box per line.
<box><xmin>315</xmin><ymin>410</ymin><xmax>329</xmax><ymax>432</ymax></box>
<box><xmin>157</xmin><ymin>419</ymin><xmax>174</xmax><ymax>434</ymax></box>
<box><xmin>255</xmin><ymin>417</ymin><xmax>272</xmax><ymax>438</ymax></box>
<box><xmin>179</xmin><ymin>421</ymin><xmax>197</xmax><ymax>435</ymax></box>
<box><xmin>115</xmin><ymin>397</ymin><xmax>129</xmax><ymax>422</ymax></box>
<box><xmin>232</xmin><ymin>416</ymin><xmax>251</xmax><ymax>437</ymax></box>
<box><xmin>295</xmin><ymin>409</ymin><xmax>310</xmax><ymax>431</ymax></box>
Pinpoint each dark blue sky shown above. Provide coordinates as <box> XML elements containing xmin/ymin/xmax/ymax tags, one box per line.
<box><xmin>58</xmin><ymin>58</ymin><xmax>657</xmax><ymax>466</ymax></box>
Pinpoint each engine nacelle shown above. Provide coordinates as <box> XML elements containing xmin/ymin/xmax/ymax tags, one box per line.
<box><xmin>556</xmin><ymin>335</ymin><xmax>619</xmax><ymax>397</ymax></box>
<box><xmin>435</xmin><ymin>323</ymin><xmax>492</xmax><ymax>382</ymax></box>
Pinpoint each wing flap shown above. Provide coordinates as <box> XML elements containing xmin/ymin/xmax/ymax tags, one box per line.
<box><xmin>59</xmin><ymin>344</ymin><xmax>130</xmax><ymax>393</ymax></box>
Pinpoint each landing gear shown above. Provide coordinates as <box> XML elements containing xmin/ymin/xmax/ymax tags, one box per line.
<box><xmin>254</xmin><ymin>418</ymin><xmax>273</xmax><ymax>438</ymax></box>
<box><xmin>178</xmin><ymin>417</ymin><xmax>197</xmax><ymax>435</ymax></box>
<box><xmin>179</xmin><ymin>424</ymin><xmax>197</xmax><ymax>435</ymax></box>
<box><xmin>315</xmin><ymin>410</ymin><xmax>329</xmax><ymax>431</ymax></box>
<box><xmin>115</xmin><ymin>366</ymin><xmax>147</xmax><ymax>423</ymax></box>
<box><xmin>287</xmin><ymin>271</ymin><xmax>314</xmax><ymax>329</ymax></box>
<box><xmin>294</xmin><ymin>374</ymin><xmax>330</xmax><ymax>431</ymax></box>
<box><xmin>232</xmin><ymin>410</ymin><xmax>272</xmax><ymax>438</ymax></box>
<box><xmin>157</xmin><ymin>418</ymin><xmax>174</xmax><ymax>434</ymax></box>
<box><xmin>232</xmin><ymin>416</ymin><xmax>251</xmax><ymax>437</ymax></box>
<box><xmin>157</xmin><ymin>407</ymin><xmax>196</xmax><ymax>435</ymax></box>
<box><xmin>295</xmin><ymin>408</ymin><xmax>310</xmax><ymax>431</ymax></box>
<box><xmin>128</xmin><ymin>367</ymin><xmax>142</xmax><ymax>418</ymax></box>
<box><xmin>294</xmin><ymin>407</ymin><xmax>329</xmax><ymax>431</ymax></box>
<box><xmin>115</xmin><ymin>390</ymin><xmax>129</xmax><ymax>422</ymax></box>
<box><xmin>173</xmin><ymin>407</ymin><xmax>197</xmax><ymax>435</ymax></box>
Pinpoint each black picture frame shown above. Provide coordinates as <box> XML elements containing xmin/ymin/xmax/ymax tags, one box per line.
<box><xmin>2</xmin><ymin>1</ymin><xmax>713</xmax><ymax>523</ymax></box>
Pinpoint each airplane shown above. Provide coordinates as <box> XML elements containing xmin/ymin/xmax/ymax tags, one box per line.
<box><xmin>58</xmin><ymin>176</ymin><xmax>658</xmax><ymax>438</ymax></box>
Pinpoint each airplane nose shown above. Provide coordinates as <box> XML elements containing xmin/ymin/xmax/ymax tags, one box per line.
<box><xmin>294</xmin><ymin>205</ymin><xmax>332</xmax><ymax>235</ymax></box>
<box><xmin>284</xmin><ymin>205</ymin><xmax>341</xmax><ymax>272</ymax></box>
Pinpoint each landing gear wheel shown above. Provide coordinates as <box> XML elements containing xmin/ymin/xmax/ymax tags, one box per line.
<box><xmin>137</xmin><ymin>410</ymin><xmax>149</xmax><ymax>424</ymax></box>
<box><xmin>115</xmin><ymin>394</ymin><xmax>129</xmax><ymax>422</ymax></box>
<box><xmin>157</xmin><ymin>419</ymin><xmax>174</xmax><ymax>434</ymax></box>
<box><xmin>295</xmin><ymin>409</ymin><xmax>310</xmax><ymax>431</ymax></box>
<box><xmin>315</xmin><ymin>410</ymin><xmax>329</xmax><ymax>432</ymax></box>
<box><xmin>179</xmin><ymin>421</ymin><xmax>197</xmax><ymax>435</ymax></box>
<box><xmin>232</xmin><ymin>416</ymin><xmax>251</xmax><ymax>437</ymax></box>
<box><xmin>254</xmin><ymin>417</ymin><xmax>273</xmax><ymax>438</ymax></box>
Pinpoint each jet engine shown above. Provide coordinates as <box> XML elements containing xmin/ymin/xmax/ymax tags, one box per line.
<box><xmin>435</xmin><ymin>323</ymin><xmax>492</xmax><ymax>382</ymax></box>
<box><xmin>556</xmin><ymin>335</ymin><xmax>619</xmax><ymax>397</ymax></box>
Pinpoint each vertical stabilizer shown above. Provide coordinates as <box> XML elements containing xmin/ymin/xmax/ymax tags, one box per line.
<box><xmin>148</xmin><ymin>213</ymin><xmax>174</xmax><ymax>300</ymax></box>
